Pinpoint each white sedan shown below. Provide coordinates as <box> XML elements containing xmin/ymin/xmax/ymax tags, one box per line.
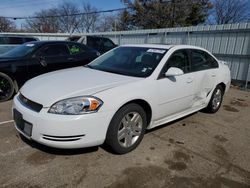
<box><xmin>13</xmin><ymin>44</ymin><xmax>231</xmax><ymax>154</ymax></box>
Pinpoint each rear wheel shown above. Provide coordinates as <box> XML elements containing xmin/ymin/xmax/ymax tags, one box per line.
<box><xmin>205</xmin><ymin>85</ymin><xmax>224</xmax><ymax>113</ymax></box>
<box><xmin>0</xmin><ymin>72</ymin><xmax>15</xmax><ymax>102</ymax></box>
<box><xmin>105</xmin><ymin>103</ymin><xmax>147</xmax><ymax>154</ymax></box>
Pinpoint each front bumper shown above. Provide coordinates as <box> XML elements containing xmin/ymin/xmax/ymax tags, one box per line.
<box><xmin>13</xmin><ymin>95</ymin><xmax>114</xmax><ymax>149</ymax></box>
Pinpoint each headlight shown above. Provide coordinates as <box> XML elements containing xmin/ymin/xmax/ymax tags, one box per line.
<box><xmin>48</xmin><ymin>96</ymin><xmax>103</xmax><ymax>115</ymax></box>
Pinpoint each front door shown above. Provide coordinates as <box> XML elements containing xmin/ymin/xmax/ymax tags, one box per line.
<box><xmin>156</xmin><ymin>50</ymin><xmax>195</xmax><ymax>120</ymax></box>
<box><xmin>27</xmin><ymin>44</ymin><xmax>71</xmax><ymax>79</ymax></box>
<box><xmin>39</xmin><ymin>44</ymin><xmax>71</xmax><ymax>72</ymax></box>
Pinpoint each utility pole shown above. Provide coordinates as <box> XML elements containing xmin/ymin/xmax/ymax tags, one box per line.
<box><xmin>171</xmin><ymin>0</ymin><xmax>176</xmax><ymax>27</ymax></box>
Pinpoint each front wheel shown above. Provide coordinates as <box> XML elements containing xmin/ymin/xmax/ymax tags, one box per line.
<box><xmin>0</xmin><ymin>72</ymin><xmax>15</xmax><ymax>102</ymax></box>
<box><xmin>105</xmin><ymin>103</ymin><xmax>147</xmax><ymax>154</ymax></box>
<box><xmin>204</xmin><ymin>85</ymin><xmax>224</xmax><ymax>113</ymax></box>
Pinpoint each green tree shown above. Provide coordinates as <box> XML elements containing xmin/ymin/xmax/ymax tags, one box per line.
<box><xmin>185</xmin><ymin>1</ymin><xmax>213</xmax><ymax>26</ymax></box>
<box><xmin>116</xmin><ymin>9</ymin><xmax>133</xmax><ymax>30</ymax></box>
<box><xmin>120</xmin><ymin>0</ymin><xmax>212</xmax><ymax>29</ymax></box>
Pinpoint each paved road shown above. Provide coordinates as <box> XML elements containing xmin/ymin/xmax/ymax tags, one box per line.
<box><xmin>0</xmin><ymin>88</ymin><xmax>250</xmax><ymax>188</ymax></box>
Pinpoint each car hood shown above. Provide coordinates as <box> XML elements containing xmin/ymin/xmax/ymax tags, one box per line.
<box><xmin>20</xmin><ymin>67</ymin><xmax>141</xmax><ymax>107</ymax></box>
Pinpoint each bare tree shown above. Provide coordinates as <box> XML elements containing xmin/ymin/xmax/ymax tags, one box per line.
<box><xmin>24</xmin><ymin>9</ymin><xmax>60</xmax><ymax>33</ymax></box>
<box><xmin>0</xmin><ymin>17</ymin><xmax>16</xmax><ymax>32</ymax></box>
<box><xmin>213</xmin><ymin>0</ymin><xmax>249</xmax><ymax>24</ymax></box>
<box><xmin>77</xmin><ymin>2</ymin><xmax>99</xmax><ymax>33</ymax></box>
<box><xmin>56</xmin><ymin>2</ymin><xmax>81</xmax><ymax>34</ymax></box>
<box><xmin>96</xmin><ymin>14</ymin><xmax>117</xmax><ymax>32</ymax></box>
<box><xmin>23</xmin><ymin>1</ymin><xmax>102</xmax><ymax>33</ymax></box>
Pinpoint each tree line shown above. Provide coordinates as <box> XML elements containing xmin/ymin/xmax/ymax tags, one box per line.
<box><xmin>0</xmin><ymin>0</ymin><xmax>249</xmax><ymax>33</ymax></box>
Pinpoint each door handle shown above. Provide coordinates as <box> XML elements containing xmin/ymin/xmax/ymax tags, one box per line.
<box><xmin>186</xmin><ymin>78</ymin><xmax>193</xmax><ymax>83</ymax></box>
<box><xmin>40</xmin><ymin>60</ymin><xmax>47</xmax><ymax>67</ymax></box>
<box><xmin>67</xmin><ymin>58</ymin><xmax>76</xmax><ymax>61</ymax></box>
<box><xmin>211</xmin><ymin>74</ymin><xmax>216</xmax><ymax>77</ymax></box>
<box><xmin>39</xmin><ymin>56</ymin><xmax>47</xmax><ymax>67</ymax></box>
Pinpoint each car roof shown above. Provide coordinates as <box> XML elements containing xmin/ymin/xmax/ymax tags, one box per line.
<box><xmin>121</xmin><ymin>44</ymin><xmax>206</xmax><ymax>51</ymax></box>
<box><xmin>121</xmin><ymin>44</ymin><xmax>174</xmax><ymax>49</ymax></box>
<box><xmin>0</xmin><ymin>35</ymin><xmax>37</xmax><ymax>38</ymax></box>
<box><xmin>88</xmin><ymin>36</ymin><xmax>110</xmax><ymax>39</ymax></box>
<box><xmin>25</xmin><ymin>40</ymin><xmax>81</xmax><ymax>45</ymax></box>
<box><xmin>78</xmin><ymin>35</ymin><xmax>111</xmax><ymax>40</ymax></box>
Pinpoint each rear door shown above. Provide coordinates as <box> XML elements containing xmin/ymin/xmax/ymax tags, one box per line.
<box><xmin>190</xmin><ymin>49</ymin><xmax>219</xmax><ymax>107</ymax></box>
<box><xmin>156</xmin><ymin>49</ymin><xmax>196</xmax><ymax>119</ymax></box>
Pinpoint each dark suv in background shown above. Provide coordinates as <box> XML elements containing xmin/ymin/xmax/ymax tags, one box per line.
<box><xmin>0</xmin><ymin>35</ymin><xmax>39</xmax><ymax>54</ymax></box>
<box><xmin>66</xmin><ymin>35</ymin><xmax>117</xmax><ymax>54</ymax></box>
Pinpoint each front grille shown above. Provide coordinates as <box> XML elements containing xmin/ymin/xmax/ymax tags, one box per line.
<box><xmin>18</xmin><ymin>94</ymin><xmax>43</xmax><ymax>113</ymax></box>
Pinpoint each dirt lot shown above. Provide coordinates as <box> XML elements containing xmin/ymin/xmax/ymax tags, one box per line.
<box><xmin>0</xmin><ymin>87</ymin><xmax>250</xmax><ymax>188</ymax></box>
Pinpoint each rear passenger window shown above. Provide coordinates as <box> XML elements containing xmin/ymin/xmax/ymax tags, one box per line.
<box><xmin>207</xmin><ymin>54</ymin><xmax>219</xmax><ymax>68</ymax></box>
<box><xmin>87</xmin><ymin>37</ymin><xmax>101</xmax><ymax>49</ymax></box>
<box><xmin>191</xmin><ymin>50</ymin><xmax>218</xmax><ymax>71</ymax></box>
<box><xmin>103</xmin><ymin>38</ymin><xmax>115</xmax><ymax>48</ymax></box>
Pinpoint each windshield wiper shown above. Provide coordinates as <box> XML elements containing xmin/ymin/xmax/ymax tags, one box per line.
<box><xmin>84</xmin><ymin>64</ymin><xmax>93</xmax><ymax>69</ymax></box>
<box><xmin>99</xmin><ymin>68</ymin><xmax>134</xmax><ymax>76</ymax></box>
<box><xmin>84</xmin><ymin>65</ymin><xmax>137</xmax><ymax>77</ymax></box>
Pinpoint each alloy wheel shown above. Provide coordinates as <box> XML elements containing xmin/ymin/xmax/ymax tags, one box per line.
<box><xmin>212</xmin><ymin>88</ymin><xmax>222</xmax><ymax>110</ymax></box>
<box><xmin>117</xmin><ymin>112</ymin><xmax>143</xmax><ymax>148</ymax></box>
<box><xmin>0</xmin><ymin>76</ymin><xmax>12</xmax><ymax>101</ymax></box>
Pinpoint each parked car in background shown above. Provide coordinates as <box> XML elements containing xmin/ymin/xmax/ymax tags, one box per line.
<box><xmin>66</xmin><ymin>35</ymin><xmax>81</xmax><ymax>42</ymax></box>
<box><xmin>0</xmin><ymin>41</ymin><xmax>99</xmax><ymax>102</ymax></box>
<box><xmin>66</xmin><ymin>35</ymin><xmax>117</xmax><ymax>54</ymax></box>
<box><xmin>13</xmin><ymin>44</ymin><xmax>231</xmax><ymax>154</ymax></box>
<box><xmin>0</xmin><ymin>35</ymin><xmax>39</xmax><ymax>54</ymax></box>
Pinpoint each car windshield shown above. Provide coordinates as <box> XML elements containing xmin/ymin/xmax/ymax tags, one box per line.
<box><xmin>88</xmin><ymin>46</ymin><xmax>167</xmax><ymax>77</ymax></box>
<box><xmin>0</xmin><ymin>43</ymin><xmax>38</xmax><ymax>58</ymax></box>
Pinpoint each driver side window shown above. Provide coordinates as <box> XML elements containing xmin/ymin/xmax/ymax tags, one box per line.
<box><xmin>40</xmin><ymin>44</ymin><xmax>69</xmax><ymax>57</ymax></box>
<box><xmin>161</xmin><ymin>50</ymin><xmax>190</xmax><ymax>77</ymax></box>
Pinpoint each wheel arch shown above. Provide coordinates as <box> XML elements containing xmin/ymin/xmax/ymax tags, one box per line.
<box><xmin>217</xmin><ymin>82</ymin><xmax>226</xmax><ymax>94</ymax></box>
<box><xmin>115</xmin><ymin>99</ymin><xmax>152</xmax><ymax>127</ymax></box>
<box><xmin>104</xmin><ymin>98</ymin><xmax>152</xmax><ymax>154</ymax></box>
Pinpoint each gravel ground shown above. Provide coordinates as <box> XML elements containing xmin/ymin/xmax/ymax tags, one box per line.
<box><xmin>0</xmin><ymin>87</ymin><xmax>249</xmax><ymax>188</ymax></box>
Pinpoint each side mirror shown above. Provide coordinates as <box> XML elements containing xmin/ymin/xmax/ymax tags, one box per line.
<box><xmin>165</xmin><ymin>67</ymin><xmax>184</xmax><ymax>77</ymax></box>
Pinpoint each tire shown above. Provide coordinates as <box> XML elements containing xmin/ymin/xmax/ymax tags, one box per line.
<box><xmin>105</xmin><ymin>103</ymin><xmax>147</xmax><ymax>154</ymax></box>
<box><xmin>204</xmin><ymin>85</ymin><xmax>224</xmax><ymax>113</ymax></box>
<box><xmin>0</xmin><ymin>72</ymin><xmax>15</xmax><ymax>102</ymax></box>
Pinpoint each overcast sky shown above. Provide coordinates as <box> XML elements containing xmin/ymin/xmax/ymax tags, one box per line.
<box><xmin>0</xmin><ymin>0</ymin><xmax>125</xmax><ymax>28</ymax></box>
